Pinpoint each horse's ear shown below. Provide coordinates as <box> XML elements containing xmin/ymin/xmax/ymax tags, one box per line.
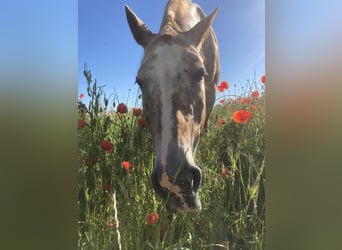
<box><xmin>183</xmin><ymin>7</ymin><xmax>219</xmax><ymax>48</ymax></box>
<box><xmin>125</xmin><ymin>5</ymin><xmax>156</xmax><ymax>49</ymax></box>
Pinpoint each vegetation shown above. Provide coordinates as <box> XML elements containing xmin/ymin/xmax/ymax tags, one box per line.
<box><xmin>78</xmin><ymin>66</ymin><xmax>265</xmax><ymax>250</ymax></box>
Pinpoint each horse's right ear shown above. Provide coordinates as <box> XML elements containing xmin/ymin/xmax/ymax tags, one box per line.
<box><xmin>125</xmin><ymin>5</ymin><xmax>156</xmax><ymax>49</ymax></box>
<box><xmin>182</xmin><ymin>6</ymin><xmax>219</xmax><ymax>49</ymax></box>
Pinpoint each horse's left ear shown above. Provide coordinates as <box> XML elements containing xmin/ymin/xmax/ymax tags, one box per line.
<box><xmin>125</xmin><ymin>5</ymin><xmax>156</xmax><ymax>49</ymax></box>
<box><xmin>183</xmin><ymin>7</ymin><xmax>219</xmax><ymax>48</ymax></box>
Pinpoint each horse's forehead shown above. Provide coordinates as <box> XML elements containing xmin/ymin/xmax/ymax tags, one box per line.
<box><xmin>140</xmin><ymin>41</ymin><xmax>201</xmax><ymax>80</ymax></box>
<box><xmin>142</xmin><ymin>43</ymin><xmax>184</xmax><ymax>70</ymax></box>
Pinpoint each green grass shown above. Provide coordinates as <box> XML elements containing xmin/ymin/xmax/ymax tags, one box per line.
<box><xmin>78</xmin><ymin>67</ymin><xmax>265</xmax><ymax>250</ymax></box>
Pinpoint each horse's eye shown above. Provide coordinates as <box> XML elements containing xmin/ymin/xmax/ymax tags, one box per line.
<box><xmin>135</xmin><ymin>77</ymin><xmax>143</xmax><ymax>87</ymax></box>
<box><xmin>195</xmin><ymin>67</ymin><xmax>207</xmax><ymax>82</ymax></box>
<box><xmin>199</xmin><ymin>67</ymin><xmax>207</xmax><ymax>77</ymax></box>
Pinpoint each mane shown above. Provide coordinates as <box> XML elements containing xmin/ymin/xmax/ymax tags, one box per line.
<box><xmin>159</xmin><ymin>0</ymin><xmax>205</xmax><ymax>35</ymax></box>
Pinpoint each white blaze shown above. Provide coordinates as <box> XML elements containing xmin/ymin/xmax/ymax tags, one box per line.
<box><xmin>149</xmin><ymin>44</ymin><xmax>198</xmax><ymax>211</ymax></box>
<box><xmin>152</xmin><ymin>44</ymin><xmax>184</xmax><ymax>169</ymax></box>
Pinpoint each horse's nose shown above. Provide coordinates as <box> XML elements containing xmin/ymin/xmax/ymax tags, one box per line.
<box><xmin>151</xmin><ymin>165</ymin><xmax>167</xmax><ymax>200</ymax></box>
<box><xmin>151</xmin><ymin>162</ymin><xmax>202</xmax><ymax>212</ymax></box>
<box><xmin>189</xmin><ymin>165</ymin><xmax>202</xmax><ymax>192</ymax></box>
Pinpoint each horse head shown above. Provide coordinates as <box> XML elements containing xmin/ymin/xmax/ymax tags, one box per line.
<box><xmin>125</xmin><ymin>0</ymin><xmax>220</xmax><ymax>212</ymax></box>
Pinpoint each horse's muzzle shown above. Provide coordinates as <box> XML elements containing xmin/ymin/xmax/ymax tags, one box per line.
<box><xmin>151</xmin><ymin>162</ymin><xmax>202</xmax><ymax>212</ymax></box>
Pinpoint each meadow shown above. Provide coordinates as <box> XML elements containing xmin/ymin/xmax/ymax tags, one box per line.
<box><xmin>78</xmin><ymin>67</ymin><xmax>265</xmax><ymax>250</ymax></box>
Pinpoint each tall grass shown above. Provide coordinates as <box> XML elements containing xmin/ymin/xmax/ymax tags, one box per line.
<box><xmin>78</xmin><ymin>66</ymin><xmax>265</xmax><ymax>249</ymax></box>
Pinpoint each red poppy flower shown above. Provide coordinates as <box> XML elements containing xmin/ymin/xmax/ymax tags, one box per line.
<box><xmin>100</xmin><ymin>140</ymin><xmax>113</xmax><ymax>152</ymax></box>
<box><xmin>102</xmin><ymin>180</ymin><xmax>111</xmax><ymax>191</ymax></box>
<box><xmin>219</xmin><ymin>99</ymin><xmax>225</xmax><ymax>104</ymax></box>
<box><xmin>251</xmin><ymin>91</ymin><xmax>259</xmax><ymax>99</ymax></box>
<box><xmin>219</xmin><ymin>167</ymin><xmax>231</xmax><ymax>179</ymax></box>
<box><xmin>220</xmin><ymin>81</ymin><xmax>229</xmax><ymax>90</ymax></box>
<box><xmin>232</xmin><ymin>110</ymin><xmax>252</xmax><ymax>124</ymax></box>
<box><xmin>84</xmin><ymin>156</ymin><xmax>98</xmax><ymax>165</ymax></box>
<box><xmin>216</xmin><ymin>81</ymin><xmax>229</xmax><ymax>93</ymax></box>
<box><xmin>261</xmin><ymin>75</ymin><xmax>266</xmax><ymax>84</ymax></box>
<box><xmin>132</xmin><ymin>108</ymin><xmax>142</xmax><ymax>116</ymax></box>
<box><xmin>160</xmin><ymin>224</ymin><xmax>166</xmax><ymax>238</ymax></box>
<box><xmin>241</xmin><ymin>98</ymin><xmax>251</xmax><ymax>104</ymax></box>
<box><xmin>223</xmin><ymin>167</ymin><xmax>230</xmax><ymax>176</ymax></box>
<box><xmin>147</xmin><ymin>212</ymin><xmax>159</xmax><ymax>226</ymax></box>
<box><xmin>122</xmin><ymin>161</ymin><xmax>131</xmax><ymax>171</ymax></box>
<box><xmin>78</xmin><ymin>155</ymin><xmax>85</xmax><ymax>165</ymax></box>
<box><xmin>250</xmin><ymin>104</ymin><xmax>259</xmax><ymax>112</ymax></box>
<box><xmin>78</xmin><ymin>119</ymin><xmax>86</xmax><ymax>129</ymax></box>
<box><xmin>79</xmin><ymin>93</ymin><xmax>84</xmax><ymax>99</ymax></box>
<box><xmin>108</xmin><ymin>222</ymin><xmax>114</xmax><ymax>227</ymax></box>
<box><xmin>117</xmin><ymin>103</ymin><xmax>128</xmax><ymax>113</ymax></box>
<box><xmin>138</xmin><ymin>117</ymin><xmax>147</xmax><ymax>127</ymax></box>
<box><xmin>217</xmin><ymin>85</ymin><xmax>224</xmax><ymax>92</ymax></box>
<box><xmin>216</xmin><ymin>118</ymin><xmax>225</xmax><ymax>127</ymax></box>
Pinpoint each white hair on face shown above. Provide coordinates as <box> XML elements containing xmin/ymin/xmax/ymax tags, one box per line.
<box><xmin>151</xmin><ymin>43</ymin><xmax>184</xmax><ymax>168</ymax></box>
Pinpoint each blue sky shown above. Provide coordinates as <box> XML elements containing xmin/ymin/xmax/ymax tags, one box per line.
<box><xmin>78</xmin><ymin>0</ymin><xmax>265</xmax><ymax>107</ymax></box>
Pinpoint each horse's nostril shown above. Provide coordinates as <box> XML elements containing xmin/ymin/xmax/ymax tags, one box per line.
<box><xmin>190</xmin><ymin>167</ymin><xmax>202</xmax><ymax>192</ymax></box>
<box><xmin>151</xmin><ymin>170</ymin><xmax>166</xmax><ymax>199</ymax></box>
<box><xmin>151</xmin><ymin>171</ymin><xmax>159</xmax><ymax>191</ymax></box>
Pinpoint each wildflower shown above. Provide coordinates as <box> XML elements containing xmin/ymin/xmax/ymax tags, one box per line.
<box><xmin>160</xmin><ymin>224</ymin><xmax>166</xmax><ymax>238</ymax></box>
<box><xmin>147</xmin><ymin>212</ymin><xmax>159</xmax><ymax>226</ymax></box>
<box><xmin>102</xmin><ymin>180</ymin><xmax>111</xmax><ymax>191</ymax></box>
<box><xmin>216</xmin><ymin>81</ymin><xmax>229</xmax><ymax>92</ymax></box>
<box><xmin>234</xmin><ymin>97</ymin><xmax>241</xmax><ymax>103</ymax></box>
<box><xmin>85</xmin><ymin>155</ymin><xmax>98</xmax><ymax>165</ymax></box>
<box><xmin>228</xmin><ymin>98</ymin><xmax>237</xmax><ymax>104</ymax></box>
<box><xmin>117</xmin><ymin>103</ymin><xmax>128</xmax><ymax>114</ymax></box>
<box><xmin>220</xmin><ymin>81</ymin><xmax>229</xmax><ymax>90</ymax></box>
<box><xmin>122</xmin><ymin>161</ymin><xmax>131</xmax><ymax>171</ymax></box>
<box><xmin>108</xmin><ymin>222</ymin><xmax>114</xmax><ymax>227</ymax></box>
<box><xmin>217</xmin><ymin>85</ymin><xmax>224</xmax><ymax>92</ymax></box>
<box><xmin>138</xmin><ymin>117</ymin><xmax>147</xmax><ymax>128</ymax></box>
<box><xmin>241</xmin><ymin>98</ymin><xmax>251</xmax><ymax>104</ymax></box>
<box><xmin>223</xmin><ymin>167</ymin><xmax>231</xmax><ymax>176</ymax></box>
<box><xmin>216</xmin><ymin>118</ymin><xmax>226</xmax><ymax>127</ymax></box>
<box><xmin>219</xmin><ymin>99</ymin><xmax>225</xmax><ymax>105</ymax></box>
<box><xmin>100</xmin><ymin>140</ymin><xmax>113</xmax><ymax>152</ymax></box>
<box><xmin>250</xmin><ymin>104</ymin><xmax>259</xmax><ymax>112</ymax></box>
<box><xmin>132</xmin><ymin>108</ymin><xmax>142</xmax><ymax>116</ymax></box>
<box><xmin>219</xmin><ymin>167</ymin><xmax>231</xmax><ymax>179</ymax></box>
<box><xmin>79</xmin><ymin>93</ymin><xmax>84</xmax><ymax>99</ymax></box>
<box><xmin>261</xmin><ymin>75</ymin><xmax>266</xmax><ymax>84</ymax></box>
<box><xmin>251</xmin><ymin>91</ymin><xmax>259</xmax><ymax>99</ymax></box>
<box><xmin>78</xmin><ymin>119</ymin><xmax>86</xmax><ymax>129</ymax></box>
<box><xmin>232</xmin><ymin>110</ymin><xmax>252</xmax><ymax>124</ymax></box>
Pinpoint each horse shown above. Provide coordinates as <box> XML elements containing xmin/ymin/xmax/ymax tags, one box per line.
<box><xmin>125</xmin><ymin>0</ymin><xmax>220</xmax><ymax>212</ymax></box>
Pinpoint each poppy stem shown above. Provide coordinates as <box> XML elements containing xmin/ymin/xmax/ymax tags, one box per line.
<box><xmin>113</xmin><ymin>190</ymin><xmax>122</xmax><ymax>250</ymax></box>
